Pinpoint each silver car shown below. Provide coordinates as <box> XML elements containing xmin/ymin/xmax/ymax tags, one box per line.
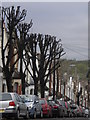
<box><xmin>0</xmin><ymin>92</ymin><xmax>29</xmax><ymax>119</ymax></box>
<box><xmin>85</xmin><ymin>108</ymin><xmax>89</xmax><ymax>117</ymax></box>
<box><xmin>20</xmin><ymin>95</ymin><xmax>43</xmax><ymax>118</ymax></box>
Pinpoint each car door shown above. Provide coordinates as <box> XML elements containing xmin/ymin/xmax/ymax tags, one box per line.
<box><xmin>35</xmin><ymin>97</ymin><xmax>40</xmax><ymax>114</ymax></box>
<box><xmin>15</xmin><ymin>93</ymin><xmax>25</xmax><ymax>116</ymax></box>
<box><xmin>15</xmin><ymin>93</ymin><xmax>22</xmax><ymax>115</ymax></box>
<box><xmin>38</xmin><ymin>99</ymin><xmax>42</xmax><ymax>113</ymax></box>
<box><xmin>18</xmin><ymin>95</ymin><xmax>27</xmax><ymax>116</ymax></box>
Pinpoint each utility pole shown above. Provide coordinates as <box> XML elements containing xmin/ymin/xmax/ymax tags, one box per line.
<box><xmin>63</xmin><ymin>72</ymin><xmax>67</xmax><ymax>100</ymax></box>
<box><xmin>77</xmin><ymin>87</ymin><xmax>82</xmax><ymax>106</ymax></box>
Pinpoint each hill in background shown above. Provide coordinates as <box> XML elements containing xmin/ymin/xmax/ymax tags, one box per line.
<box><xmin>61</xmin><ymin>59</ymin><xmax>88</xmax><ymax>81</ymax></box>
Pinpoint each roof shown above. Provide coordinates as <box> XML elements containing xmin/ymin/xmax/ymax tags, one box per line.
<box><xmin>30</xmin><ymin>79</ymin><xmax>34</xmax><ymax>85</ymax></box>
<box><xmin>12</xmin><ymin>71</ymin><xmax>21</xmax><ymax>79</ymax></box>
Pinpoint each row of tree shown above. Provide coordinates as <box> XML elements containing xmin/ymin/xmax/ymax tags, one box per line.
<box><xmin>1</xmin><ymin>6</ymin><xmax>65</xmax><ymax>98</ymax></box>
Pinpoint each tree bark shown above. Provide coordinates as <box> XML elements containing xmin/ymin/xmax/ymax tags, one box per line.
<box><xmin>34</xmin><ymin>79</ymin><xmax>38</xmax><ymax>96</ymax></box>
<box><xmin>5</xmin><ymin>68</ymin><xmax>13</xmax><ymax>92</ymax></box>
<box><xmin>56</xmin><ymin>68</ymin><xmax>59</xmax><ymax>98</ymax></box>
<box><xmin>40</xmin><ymin>80</ymin><xmax>45</xmax><ymax>98</ymax></box>
<box><xmin>6</xmin><ymin>77</ymin><xmax>13</xmax><ymax>92</ymax></box>
<box><xmin>20</xmin><ymin>56</ymin><xmax>25</xmax><ymax>94</ymax></box>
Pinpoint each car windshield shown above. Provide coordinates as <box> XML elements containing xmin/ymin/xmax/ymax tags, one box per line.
<box><xmin>59</xmin><ymin>100</ymin><xmax>65</xmax><ymax>107</ymax></box>
<box><xmin>0</xmin><ymin>93</ymin><xmax>12</xmax><ymax>101</ymax></box>
<box><xmin>20</xmin><ymin>95</ymin><xmax>29</xmax><ymax>102</ymax></box>
<box><xmin>39</xmin><ymin>99</ymin><xmax>45</xmax><ymax>105</ymax></box>
<box><xmin>48</xmin><ymin>101</ymin><xmax>56</xmax><ymax>105</ymax></box>
<box><xmin>27</xmin><ymin>95</ymin><xmax>37</xmax><ymax>102</ymax></box>
<box><xmin>20</xmin><ymin>95</ymin><xmax>38</xmax><ymax>102</ymax></box>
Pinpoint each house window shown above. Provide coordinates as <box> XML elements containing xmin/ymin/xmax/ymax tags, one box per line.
<box><xmin>2</xmin><ymin>83</ymin><xmax>5</xmax><ymax>92</ymax></box>
<box><xmin>13</xmin><ymin>82</ymin><xmax>18</xmax><ymax>93</ymax></box>
<box><xmin>30</xmin><ymin>89</ymin><xmax>33</xmax><ymax>94</ymax></box>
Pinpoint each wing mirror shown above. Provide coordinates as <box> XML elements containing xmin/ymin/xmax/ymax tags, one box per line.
<box><xmin>34</xmin><ymin>100</ymin><xmax>39</xmax><ymax>104</ymax></box>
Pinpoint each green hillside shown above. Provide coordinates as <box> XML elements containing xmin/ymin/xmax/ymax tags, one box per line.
<box><xmin>60</xmin><ymin>59</ymin><xmax>88</xmax><ymax>81</ymax></box>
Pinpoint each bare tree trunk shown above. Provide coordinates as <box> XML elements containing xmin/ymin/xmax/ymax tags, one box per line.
<box><xmin>4</xmin><ymin>68</ymin><xmax>13</xmax><ymax>92</ymax></box>
<box><xmin>34</xmin><ymin>79</ymin><xmax>38</xmax><ymax>96</ymax></box>
<box><xmin>56</xmin><ymin>68</ymin><xmax>59</xmax><ymax>98</ymax></box>
<box><xmin>20</xmin><ymin>56</ymin><xmax>25</xmax><ymax>94</ymax></box>
<box><xmin>53</xmin><ymin>42</ymin><xmax>56</xmax><ymax>100</ymax></box>
<box><xmin>49</xmin><ymin>73</ymin><xmax>52</xmax><ymax>96</ymax></box>
<box><xmin>40</xmin><ymin>80</ymin><xmax>45</xmax><ymax>98</ymax></box>
<box><xmin>6</xmin><ymin>77</ymin><xmax>13</xmax><ymax>92</ymax></box>
<box><xmin>33</xmin><ymin>41</ymin><xmax>38</xmax><ymax>96</ymax></box>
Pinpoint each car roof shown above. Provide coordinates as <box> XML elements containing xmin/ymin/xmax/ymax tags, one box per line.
<box><xmin>0</xmin><ymin>92</ymin><xmax>17</xmax><ymax>95</ymax></box>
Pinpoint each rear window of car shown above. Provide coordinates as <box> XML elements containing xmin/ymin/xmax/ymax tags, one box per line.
<box><xmin>27</xmin><ymin>95</ymin><xmax>38</xmax><ymax>102</ymax></box>
<box><xmin>39</xmin><ymin>99</ymin><xmax>46</xmax><ymax>105</ymax></box>
<box><xmin>70</xmin><ymin>105</ymin><xmax>77</xmax><ymax>109</ymax></box>
<box><xmin>60</xmin><ymin>101</ymin><xmax>65</xmax><ymax>107</ymax></box>
<box><xmin>0</xmin><ymin>93</ymin><xmax>12</xmax><ymax>101</ymax></box>
<box><xmin>48</xmin><ymin>101</ymin><xmax>56</xmax><ymax>105</ymax></box>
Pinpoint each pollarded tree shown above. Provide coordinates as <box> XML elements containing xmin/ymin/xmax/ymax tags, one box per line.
<box><xmin>22</xmin><ymin>33</ymin><xmax>38</xmax><ymax>96</ymax></box>
<box><xmin>23</xmin><ymin>33</ymin><xmax>65</xmax><ymax>97</ymax></box>
<box><xmin>1</xmin><ymin>6</ymin><xmax>27</xmax><ymax>92</ymax></box>
<box><xmin>37</xmin><ymin>35</ymin><xmax>65</xmax><ymax>98</ymax></box>
<box><xmin>16</xmin><ymin>21</ymin><xmax>33</xmax><ymax>94</ymax></box>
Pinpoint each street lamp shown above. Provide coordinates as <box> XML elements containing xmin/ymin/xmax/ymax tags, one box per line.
<box><xmin>63</xmin><ymin>72</ymin><xmax>67</xmax><ymax>100</ymax></box>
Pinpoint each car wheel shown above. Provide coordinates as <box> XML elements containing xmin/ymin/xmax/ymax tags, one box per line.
<box><xmin>62</xmin><ymin>111</ymin><xmax>64</xmax><ymax>117</ymax></box>
<box><xmin>24</xmin><ymin>109</ymin><xmax>29</xmax><ymax>119</ymax></box>
<box><xmin>68</xmin><ymin>112</ymin><xmax>70</xmax><ymax>117</ymax></box>
<box><xmin>50</xmin><ymin>111</ymin><xmax>52</xmax><ymax>118</ymax></box>
<box><xmin>86</xmin><ymin>114</ymin><xmax>89</xmax><ymax>118</ymax></box>
<box><xmin>33</xmin><ymin>111</ymin><xmax>37</xmax><ymax>119</ymax></box>
<box><xmin>27</xmin><ymin>110</ymin><xmax>30</xmax><ymax>119</ymax></box>
<box><xmin>47</xmin><ymin>111</ymin><xmax>49</xmax><ymax>118</ymax></box>
<box><xmin>17</xmin><ymin>109</ymin><xmax>20</xmax><ymax>119</ymax></box>
<box><xmin>58</xmin><ymin>110</ymin><xmax>60</xmax><ymax>117</ymax></box>
<box><xmin>40</xmin><ymin>110</ymin><xmax>43</xmax><ymax>118</ymax></box>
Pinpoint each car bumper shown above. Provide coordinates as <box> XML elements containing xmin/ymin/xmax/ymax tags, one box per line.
<box><xmin>29</xmin><ymin>107</ymin><xmax>35</xmax><ymax>116</ymax></box>
<box><xmin>0</xmin><ymin>108</ymin><xmax>17</xmax><ymax>118</ymax></box>
<box><xmin>42</xmin><ymin>109</ymin><xmax>49</xmax><ymax>115</ymax></box>
<box><xmin>52</xmin><ymin>109</ymin><xmax>58</xmax><ymax>115</ymax></box>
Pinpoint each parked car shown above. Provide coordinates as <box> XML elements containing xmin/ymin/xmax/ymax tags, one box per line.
<box><xmin>79</xmin><ymin>106</ymin><xmax>83</xmax><ymax>117</ymax></box>
<box><xmin>70</xmin><ymin>104</ymin><xmax>77</xmax><ymax>117</ymax></box>
<box><xmin>70</xmin><ymin>104</ymin><xmax>81</xmax><ymax>117</ymax></box>
<box><xmin>47</xmin><ymin>100</ymin><xmax>61</xmax><ymax>117</ymax></box>
<box><xmin>64</xmin><ymin>101</ymin><xmax>73</xmax><ymax>117</ymax></box>
<box><xmin>39</xmin><ymin>98</ymin><xmax>52</xmax><ymax>117</ymax></box>
<box><xmin>20</xmin><ymin>95</ymin><xmax>43</xmax><ymax>118</ymax></box>
<box><xmin>81</xmin><ymin>106</ymin><xmax>85</xmax><ymax>117</ymax></box>
<box><xmin>0</xmin><ymin>92</ymin><xmax>29</xmax><ymax>119</ymax></box>
<box><xmin>55</xmin><ymin>99</ymin><xmax>65</xmax><ymax>117</ymax></box>
<box><xmin>84</xmin><ymin>108</ymin><xmax>89</xmax><ymax>118</ymax></box>
<box><xmin>56</xmin><ymin>100</ymin><xmax>68</xmax><ymax>117</ymax></box>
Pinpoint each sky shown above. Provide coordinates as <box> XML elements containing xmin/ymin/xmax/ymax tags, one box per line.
<box><xmin>1</xmin><ymin>1</ymin><xmax>88</xmax><ymax>60</ymax></box>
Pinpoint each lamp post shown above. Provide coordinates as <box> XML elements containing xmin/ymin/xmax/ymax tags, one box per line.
<box><xmin>68</xmin><ymin>64</ymin><xmax>76</xmax><ymax>101</ymax></box>
<box><xmin>63</xmin><ymin>72</ymin><xmax>67</xmax><ymax>100</ymax></box>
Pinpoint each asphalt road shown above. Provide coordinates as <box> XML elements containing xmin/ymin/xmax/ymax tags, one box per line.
<box><xmin>27</xmin><ymin>118</ymin><xmax>90</xmax><ymax>120</ymax></box>
<box><xmin>1</xmin><ymin>117</ymin><xmax>90</xmax><ymax>120</ymax></box>
<box><xmin>18</xmin><ymin>117</ymin><xmax>90</xmax><ymax>120</ymax></box>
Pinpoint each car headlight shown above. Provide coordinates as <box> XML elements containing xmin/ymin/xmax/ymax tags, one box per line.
<box><xmin>28</xmin><ymin>105</ymin><xmax>32</xmax><ymax>109</ymax></box>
